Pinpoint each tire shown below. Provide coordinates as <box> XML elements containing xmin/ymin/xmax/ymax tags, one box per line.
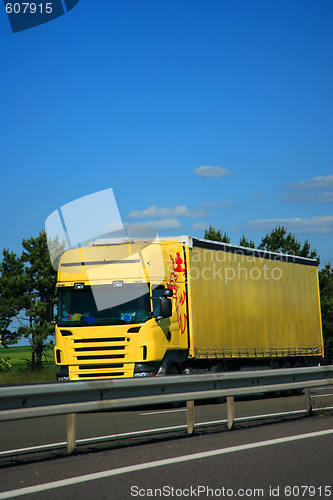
<box><xmin>167</xmin><ymin>364</ymin><xmax>181</xmax><ymax>376</ymax></box>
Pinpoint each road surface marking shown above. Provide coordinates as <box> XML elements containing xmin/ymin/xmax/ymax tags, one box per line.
<box><xmin>0</xmin><ymin>429</ymin><xmax>332</xmax><ymax>498</ymax></box>
<box><xmin>140</xmin><ymin>409</ymin><xmax>186</xmax><ymax>415</ymax></box>
<box><xmin>4</xmin><ymin>407</ymin><xmax>333</xmax><ymax>458</ymax></box>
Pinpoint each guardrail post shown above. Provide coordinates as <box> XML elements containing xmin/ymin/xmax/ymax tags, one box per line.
<box><xmin>186</xmin><ymin>400</ymin><xmax>195</xmax><ymax>434</ymax></box>
<box><xmin>227</xmin><ymin>396</ymin><xmax>235</xmax><ymax>430</ymax></box>
<box><xmin>67</xmin><ymin>413</ymin><xmax>77</xmax><ymax>453</ymax></box>
<box><xmin>305</xmin><ymin>388</ymin><xmax>313</xmax><ymax>416</ymax></box>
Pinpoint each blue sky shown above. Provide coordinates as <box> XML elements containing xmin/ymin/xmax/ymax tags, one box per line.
<box><xmin>1</xmin><ymin>0</ymin><xmax>332</xmax><ymax>264</ymax></box>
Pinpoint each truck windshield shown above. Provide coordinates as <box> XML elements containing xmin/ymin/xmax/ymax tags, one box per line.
<box><xmin>57</xmin><ymin>284</ymin><xmax>150</xmax><ymax>326</ymax></box>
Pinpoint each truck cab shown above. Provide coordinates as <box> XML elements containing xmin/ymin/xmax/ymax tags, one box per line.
<box><xmin>53</xmin><ymin>239</ymin><xmax>189</xmax><ymax>380</ymax></box>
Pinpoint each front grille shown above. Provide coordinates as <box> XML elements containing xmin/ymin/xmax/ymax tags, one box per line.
<box><xmin>77</xmin><ymin>354</ymin><xmax>125</xmax><ymax>360</ymax></box>
<box><xmin>127</xmin><ymin>327</ymin><xmax>141</xmax><ymax>333</ymax></box>
<box><xmin>69</xmin><ymin>333</ymin><xmax>135</xmax><ymax>379</ymax></box>
<box><xmin>78</xmin><ymin>372</ymin><xmax>124</xmax><ymax>378</ymax></box>
<box><xmin>74</xmin><ymin>346</ymin><xmax>125</xmax><ymax>352</ymax></box>
<box><xmin>78</xmin><ymin>363</ymin><xmax>124</xmax><ymax>369</ymax></box>
<box><xmin>74</xmin><ymin>337</ymin><xmax>125</xmax><ymax>343</ymax></box>
<box><xmin>74</xmin><ymin>344</ymin><xmax>125</xmax><ymax>361</ymax></box>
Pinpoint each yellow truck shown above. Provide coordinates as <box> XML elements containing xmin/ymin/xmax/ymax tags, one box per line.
<box><xmin>52</xmin><ymin>236</ymin><xmax>323</xmax><ymax>380</ymax></box>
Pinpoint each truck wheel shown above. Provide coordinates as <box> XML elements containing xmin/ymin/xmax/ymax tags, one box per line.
<box><xmin>167</xmin><ymin>364</ymin><xmax>181</xmax><ymax>376</ymax></box>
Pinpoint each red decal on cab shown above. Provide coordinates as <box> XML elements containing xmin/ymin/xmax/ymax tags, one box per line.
<box><xmin>168</xmin><ymin>253</ymin><xmax>187</xmax><ymax>335</ymax></box>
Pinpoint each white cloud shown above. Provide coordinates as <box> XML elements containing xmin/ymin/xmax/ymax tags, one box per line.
<box><xmin>125</xmin><ymin>219</ymin><xmax>182</xmax><ymax>231</ymax></box>
<box><xmin>230</xmin><ymin>216</ymin><xmax>333</xmax><ymax>234</ymax></box>
<box><xmin>126</xmin><ymin>205</ymin><xmax>209</xmax><ymax>220</ymax></box>
<box><xmin>193</xmin><ymin>222</ymin><xmax>209</xmax><ymax>231</ymax></box>
<box><xmin>202</xmin><ymin>200</ymin><xmax>232</xmax><ymax>207</ymax></box>
<box><xmin>283</xmin><ymin>175</ymin><xmax>333</xmax><ymax>191</ymax></box>
<box><xmin>279</xmin><ymin>192</ymin><xmax>333</xmax><ymax>204</ymax></box>
<box><xmin>194</xmin><ymin>165</ymin><xmax>232</xmax><ymax>178</ymax></box>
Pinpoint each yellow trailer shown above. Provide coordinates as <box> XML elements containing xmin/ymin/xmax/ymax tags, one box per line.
<box><xmin>53</xmin><ymin>236</ymin><xmax>323</xmax><ymax>380</ymax></box>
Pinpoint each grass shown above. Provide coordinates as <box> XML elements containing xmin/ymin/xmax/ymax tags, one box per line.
<box><xmin>0</xmin><ymin>346</ymin><xmax>58</xmax><ymax>385</ymax></box>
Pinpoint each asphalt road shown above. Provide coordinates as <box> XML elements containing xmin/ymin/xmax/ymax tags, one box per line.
<box><xmin>0</xmin><ymin>413</ymin><xmax>332</xmax><ymax>499</ymax></box>
<box><xmin>0</xmin><ymin>386</ymin><xmax>332</xmax><ymax>463</ymax></box>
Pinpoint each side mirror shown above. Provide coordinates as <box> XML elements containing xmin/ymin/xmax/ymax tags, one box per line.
<box><xmin>162</xmin><ymin>289</ymin><xmax>173</xmax><ymax>298</ymax></box>
<box><xmin>159</xmin><ymin>297</ymin><xmax>172</xmax><ymax>319</ymax></box>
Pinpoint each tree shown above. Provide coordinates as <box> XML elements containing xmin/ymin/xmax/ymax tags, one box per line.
<box><xmin>204</xmin><ymin>225</ymin><xmax>230</xmax><ymax>243</ymax></box>
<box><xmin>258</xmin><ymin>226</ymin><xmax>318</xmax><ymax>261</ymax></box>
<box><xmin>0</xmin><ymin>231</ymin><xmax>57</xmax><ymax>370</ymax></box>
<box><xmin>239</xmin><ymin>234</ymin><xmax>255</xmax><ymax>248</ymax></box>
<box><xmin>0</xmin><ymin>249</ymin><xmax>26</xmax><ymax>347</ymax></box>
<box><xmin>319</xmin><ymin>263</ymin><xmax>333</xmax><ymax>364</ymax></box>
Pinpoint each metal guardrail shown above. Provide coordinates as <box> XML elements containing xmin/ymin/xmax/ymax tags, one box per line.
<box><xmin>1</xmin><ymin>365</ymin><xmax>332</xmax><ymax>453</ymax></box>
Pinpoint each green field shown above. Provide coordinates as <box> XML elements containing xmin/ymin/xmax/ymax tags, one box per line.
<box><xmin>0</xmin><ymin>346</ymin><xmax>58</xmax><ymax>385</ymax></box>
